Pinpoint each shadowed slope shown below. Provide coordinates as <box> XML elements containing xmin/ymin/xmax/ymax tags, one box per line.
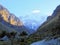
<box><xmin>27</xmin><ymin>5</ymin><xmax>60</xmax><ymax>44</ymax></box>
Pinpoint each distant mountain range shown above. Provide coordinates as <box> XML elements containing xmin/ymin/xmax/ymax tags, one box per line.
<box><xmin>0</xmin><ymin>4</ymin><xmax>35</xmax><ymax>34</ymax></box>
<box><xmin>19</xmin><ymin>14</ymin><xmax>46</xmax><ymax>31</ymax></box>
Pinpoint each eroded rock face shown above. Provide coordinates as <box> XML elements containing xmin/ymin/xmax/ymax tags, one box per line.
<box><xmin>9</xmin><ymin>14</ymin><xmax>23</xmax><ymax>26</ymax></box>
<box><xmin>0</xmin><ymin>4</ymin><xmax>30</xmax><ymax>34</ymax></box>
<box><xmin>0</xmin><ymin>4</ymin><xmax>23</xmax><ymax>26</ymax></box>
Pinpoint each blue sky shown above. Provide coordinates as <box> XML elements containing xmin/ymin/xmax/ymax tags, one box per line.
<box><xmin>0</xmin><ymin>0</ymin><xmax>60</xmax><ymax>17</ymax></box>
<box><xmin>0</xmin><ymin>0</ymin><xmax>60</xmax><ymax>29</ymax></box>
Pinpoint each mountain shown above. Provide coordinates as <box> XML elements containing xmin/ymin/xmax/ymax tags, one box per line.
<box><xmin>27</xmin><ymin>5</ymin><xmax>60</xmax><ymax>44</ymax></box>
<box><xmin>0</xmin><ymin>4</ymin><xmax>30</xmax><ymax>34</ymax></box>
<box><xmin>19</xmin><ymin>19</ymin><xmax>41</xmax><ymax>34</ymax></box>
<box><xmin>19</xmin><ymin>14</ymin><xmax>46</xmax><ymax>32</ymax></box>
<box><xmin>0</xmin><ymin>4</ymin><xmax>23</xmax><ymax>26</ymax></box>
<box><xmin>47</xmin><ymin>5</ymin><xmax>60</xmax><ymax>21</ymax></box>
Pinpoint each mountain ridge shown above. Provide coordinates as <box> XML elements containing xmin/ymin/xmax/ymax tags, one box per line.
<box><xmin>27</xmin><ymin>5</ymin><xmax>60</xmax><ymax>44</ymax></box>
<box><xmin>0</xmin><ymin>4</ymin><xmax>31</xmax><ymax>34</ymax></box>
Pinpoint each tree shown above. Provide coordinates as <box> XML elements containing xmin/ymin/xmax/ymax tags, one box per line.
<box><xmin>20</xmin><ymin>31</ymin><xmax>28</xmax><ymax>36</ymax></box>
<box><xmin>0</xmin><ymin>30</ymin><xmax>6</xmax><ymax>41</ymax></box>
<box><xmin>18</xmin><ymin>31</ymin><xmax>28</xmax><ymax>45</ymax></box>
<box><xmin>6</xmin><ymin>31</ymin><xmax>17</xmax><ymax>45</ymax></box>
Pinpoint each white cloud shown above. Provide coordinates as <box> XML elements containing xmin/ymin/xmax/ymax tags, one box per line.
<box><xmin>32</xmin><ymin>10</ymin><xmax>40</xmax><ymax>14</ymax></box>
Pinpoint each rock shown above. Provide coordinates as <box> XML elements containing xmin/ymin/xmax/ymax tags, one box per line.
<box><xmin>0</xmin><ymin>4</ymin><xmax>30</xmax><ymax>34</ymax></box>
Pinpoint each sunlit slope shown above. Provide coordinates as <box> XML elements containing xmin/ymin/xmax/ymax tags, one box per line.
<box><xmin>0</xmin><ymin>4</ymin><xmax>30</xmax><ymax>34</ymax></box>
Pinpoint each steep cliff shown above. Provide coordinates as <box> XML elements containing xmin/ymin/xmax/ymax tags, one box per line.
<box><xmin>0</xmin><ymin>4</ymin><xmax>29</xmax><ymax>34</ymax></box>
<box><xmin>0</xmin><ymin>4</ymin><xmax>23</xmax><ymax>26</ymax></box>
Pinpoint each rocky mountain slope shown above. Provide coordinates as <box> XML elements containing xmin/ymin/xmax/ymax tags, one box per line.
<box><xmin>0</xmin><ymin>4</ymin><xmax>30</xmax><ymax>34</ymax></box>
<box><xmin>0</xmin><ymin>4</ymin><xmax>23</xmax><ymax>26</ymax></box>
<box><xmin>27</xmin><ymin>5</ymin><xmax>60</xmax><ymax>44</ymax></box>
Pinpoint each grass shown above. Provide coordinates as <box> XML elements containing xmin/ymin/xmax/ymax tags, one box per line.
<box><xmin>0</xmin><ymin>41</ymin><xmax>8</xmax><ymax>45</ymax></box>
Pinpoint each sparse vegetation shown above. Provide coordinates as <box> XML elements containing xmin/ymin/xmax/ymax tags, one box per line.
<box><xmin>0</xmin><ymin>3</ymin><xmax>60</xmax><ymax>45</ymax></box>
<box><xmin>26</xmin><ymin>9</ymin><xmax>60</xmax><ymax>44</ymax></box>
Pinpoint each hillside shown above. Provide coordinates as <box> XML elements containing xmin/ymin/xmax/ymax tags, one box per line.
<box><xmin>27</xmin><ymin>5</ymin><xmax>60</xmax><ymax>44</ymax></box>
<box><xmin>0</xmin><ymin>4</ymin><xmax>30</xmax><ymax>34</ymax></box>
<box><xmin>0</xmin><ymin>22</ymin><xmax>16</xmax><ymax>32</ymax></box>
